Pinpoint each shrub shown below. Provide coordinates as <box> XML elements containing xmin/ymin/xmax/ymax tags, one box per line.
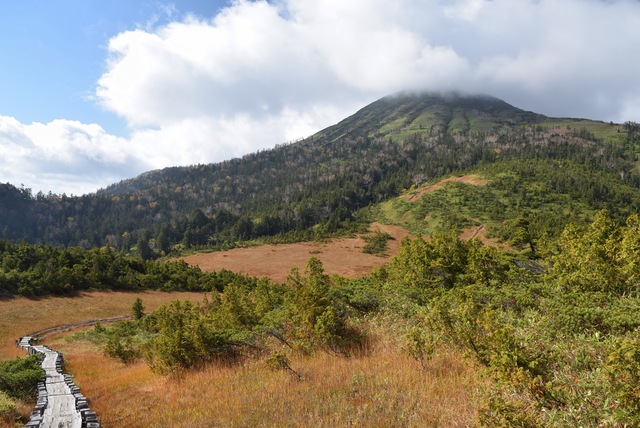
<box><xmin>287</xmin><ymin>258</ymin><xmax>366</xmax><ymax>354</ymax></box>
<box><xmin>362</xmin><ymin>231</ymin><xmax>393</xmax><ymax>255</ymax></box>
<box><xmin>265</xmin><ymin>350</ymin><xmax>301</xmax><ymax>380</ymax></box>
<box><xmin>0</xmin><ymin>355</ymin><xmax>43</xmax><ymax>400</ymax></box>
<box><xmin>0</xmin><ymin>390</ymin><xmax>21</xmax><ymax>426</ymax></box>
<box><xmin>132</xmin><ymin>297</ymin><xmax>145</xmax><ymax>320</ymax></box>
<box><xmin>605</xmin><ymin>332</ymin><xmax>640</xmax><ymax>424</ymax></box>
<box><xmin>405</xmin><ymin>324</ymin><xmax>439</xmax><ymax>370</ymax></box>
<box><xmin>104</xmin><ymin>335</ymin><xmax>140</xmax><ymax>365</ymax></box>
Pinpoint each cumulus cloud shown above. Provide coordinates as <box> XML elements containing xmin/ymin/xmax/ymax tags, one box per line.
<box><xmin>97</xmin><ymin>0</ymin><xmax>640</xmax><ymax>123</ymax></box>
<box><xmin>3</xmin><ymin>0</ymin><xmax>640</xmax><ymax>195</ymax></box>
<box><xmin>0</xmin><ymin>116</ymin><xmax>138</xmax><ymax>195</ymax></box>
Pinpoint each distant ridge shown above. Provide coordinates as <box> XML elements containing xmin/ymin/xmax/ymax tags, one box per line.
<box><xmin>103</xmin><ymin>92</ymin><xmax>545</xmax><ymax>196</ymax></box>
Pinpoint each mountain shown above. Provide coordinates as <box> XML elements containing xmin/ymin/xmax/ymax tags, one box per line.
<box><xmin>315</xmin><ymin>91</ymin><xmax>544</xmax><ymax>142</ymax></box>
<box><xmin>101</xmin><ymin>92</ymin><xmax>544</xmax><ymax>196</ymax></box>
<box><xmin>0</xmin><ymin>92</ymin><xmax>637</xmax><ymax>252</ymax></box>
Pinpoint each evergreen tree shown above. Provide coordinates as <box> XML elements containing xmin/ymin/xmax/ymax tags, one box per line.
<box><xmin>132</xmin><ymin>297</ymin><xmax>145</xmax><ymax>320</ymax></box>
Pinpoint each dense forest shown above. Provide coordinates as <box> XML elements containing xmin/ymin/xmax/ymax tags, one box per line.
<box><xmin>1</xmin><ymin>93</ymin><xmax>638</xmax><ymax>255</ymax></box>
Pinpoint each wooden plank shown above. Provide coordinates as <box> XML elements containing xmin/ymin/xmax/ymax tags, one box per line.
<box><xmin>32</xmin><ymin>345</ymin><xmax>82</xmax><ymax>428</ymax></box>
<box><xmin>20</xmin><ymin>322</ymin><xmax>109</xmax><ymax>427</ymax></box>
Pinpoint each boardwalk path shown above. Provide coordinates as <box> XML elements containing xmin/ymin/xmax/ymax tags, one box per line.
<box><xmin>31</xmin><ymin>344</ymin><xmax>82</xmax><ymax>428</ymax></box>
<box><xmin>19</xmin><ymin>316</ymin><xmax>130</xmax><ymax>427</ymax></box>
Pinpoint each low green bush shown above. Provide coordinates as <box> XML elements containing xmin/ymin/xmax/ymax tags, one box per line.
<box><xmin>0</xmin><ymin>355</ymin><xmax>43</xmax><ymax>401</ymax></box>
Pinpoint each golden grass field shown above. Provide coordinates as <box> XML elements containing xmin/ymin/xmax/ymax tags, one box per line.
<box><xmin>0</xmin><ymin>291</ymin><xmax>205</xmax><ymax>428</ymax></box>
<box><xmin>179</xmin><ymin>223</ymin><xmax>411</xmax><ymax>283</ymax></box>
<box><xmin>2</xmin><ymin>290</ymin><xmax>483</xmax><ymax>427</ymax></box>
<box><xmin>53</xmin><ymin>323</ymin><xmax>481</xmax><ymax>427</ymax></box>
<box><xmin>0</xmin><ymin>291</ymin><xmax>207</xmax><ymax>360</ymax></box>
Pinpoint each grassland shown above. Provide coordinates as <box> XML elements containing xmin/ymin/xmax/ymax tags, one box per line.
<box><xmin>537</xmin><ymin>119</ymin><xmax>625</xmax><ymax>143</ymax></box>
<box><xmin>369</xmin><ymin>174</ymin><xmax>496</xmax><ymax>239</ymax></box>
<box><xmin>0</xmin><ymin>291</ymin><xmax>207</xmax><ymax>360</ymax></box>
<box><xmin>55</xmin><ymin>323</ymin><xmax>481</xmax><ymax>427</ymax></box>
<box><xmin>0</xmin><ymin>291</ymin><xmax>206</xmax><ymax>427</ymax></box>
<box><xmin>2</xmin><ymin>291</ymin><xmax>483</xmax><ymax>427</ymax></box>
<box><xmin>179</xmin><ymin>223</ymin><xmax>411</xmax><ymax>282</ymax></box>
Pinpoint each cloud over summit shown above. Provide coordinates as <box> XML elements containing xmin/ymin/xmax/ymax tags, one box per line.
<box><xmin>2</xmin><ymin>0</ymin><xmax>640</xmax><ymax>195</ymax></box>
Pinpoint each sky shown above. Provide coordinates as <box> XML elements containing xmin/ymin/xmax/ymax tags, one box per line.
<box><xmin>1</xmin><ymin>0</ymin><xmax>639</xmax><ymax>196</ymax></box>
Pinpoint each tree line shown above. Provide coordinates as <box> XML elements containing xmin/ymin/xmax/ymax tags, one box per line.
<box><xmin>0</xmin><ymin>238</ymin><xmax>255</xmax><ymax>297</ymax></box>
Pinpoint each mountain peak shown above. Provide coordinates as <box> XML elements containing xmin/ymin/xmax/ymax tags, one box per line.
<box><xmin>317</xmin><ymin>91</ymin><xmax>545</xmax><ymax>142</ymax></box>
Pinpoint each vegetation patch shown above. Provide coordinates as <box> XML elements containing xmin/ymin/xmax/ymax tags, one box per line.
<box><xmin>0</xmin><ymin>239</ymin><xmax>257</xmax><ymax>297</ymax></box>
<box><xmin>404</xmin><ymin>174</ymin><xmax>490</xmax><ymax>203</ymax></box>
<box><xmin>0</xmin><ymin>390</ymin><xmax>22</xmax><ymax>426</ymax></box>
<box><xmin>0</xmin><ymin>355</ymin><xmax>43</xmax><ymax>401</ymax></box>
<box><xmin>71</xmin><ymin>258</ymin><xmax>367</xmax><ymax>374</ymax></box>
<box><xmin>6</xmin><ymin>212</ymin><xmax>640</xmax><ymax>425</ymax></box>
<box><xmin>361</xmin><ymin>231</ymin><xmax>393</xmax><ymax>255</ymax></box>
<box><xmin>178</xmin><ymin>223</ymin><xmax>410</xmax><ymax>282</ymax></box>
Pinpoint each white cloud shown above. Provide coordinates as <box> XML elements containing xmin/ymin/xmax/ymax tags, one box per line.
<box><xmin>444</xmin><ymin>0</ymin><xmax>486</xmax><ymax>22</ymax></box>
<box><xmin>96</xmin><ymin>0</ymin><xmax>640</xmax><ymax>124</ymax></box>
<box><xmin>3</xmin><ymin>0</ymin><xmax>640</xmax><ymax>195</ymax></box>
<box><xmin>0</xmin><ymin>116</ymin><xmax>135</xmax><ymax>195</ymax></box>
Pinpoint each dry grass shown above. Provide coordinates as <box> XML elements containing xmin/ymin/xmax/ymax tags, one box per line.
<box><xmin>179</xmin><ymin>223</ymin><xmax>411</xmax><ymax>283</ymax></box>
<box><xmin>54</xmin><ymin>334</ymin><xmax>481</xmax><ymax>427</ymax></box>
<box><xmin>0</xmin><ymin>393</ymin><xmax>31</xmax><ymax>428</ymax></box>
<box><xmin>0</xmin><ymin>291</ymin><xmax>205</xmax><ymax>427</ymax></box>
<box><xmin>0</xmin><ymin>291</ymin><xmax>206</xmax><ymax>359</ymax></box>
<box><xmin>405</xmin><ymin>175</ymin><xmax>490</xmax><ymax>203</ymax></box>
<box><xmin>2</xmin><ymin>287</ymin><xmax>483</xmax><ymax>427</ymax></box>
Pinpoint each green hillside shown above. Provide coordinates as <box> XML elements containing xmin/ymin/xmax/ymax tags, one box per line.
<box><xmin>317</xmin><ymin>92</ymin><xmax>544</xmax><ymax>142</ymax></box>
<box><xmin>366</xmin><ymin>154</ymin><xmax>640</xmax><ymax>256</ymax></box>
<box><xmin>0</xmin><ymin>92</ymin><xmax>637</xmax><ymax>256</ymax></box>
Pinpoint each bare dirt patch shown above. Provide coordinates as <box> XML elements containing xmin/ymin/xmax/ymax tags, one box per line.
<box><xmin>405</xmin><ymin>175</ymin><xmax>489</xmax><ymax>202</ymax></box>
<box><xmin>180</xmin><ymin>223</ymin><xmax>411</xmax><ymax>283</ymax></box>
<box><xmin>459</xmin><ymin>225</ymin><xmax>515</xmax><ymax>251</ymax></box>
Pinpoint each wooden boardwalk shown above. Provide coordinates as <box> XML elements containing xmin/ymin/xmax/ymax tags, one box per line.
<box><xmin>32</xmin><ymin>345</ymin><xmax>82</xmax><ymax>428</ymax></box>
<box><xmin>17</xmin><ymin>317</ymin><xmax>123</xmax><ymax>428</ymax></box>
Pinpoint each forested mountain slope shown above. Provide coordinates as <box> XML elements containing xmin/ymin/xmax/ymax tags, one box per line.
<box><xmin>368</xmin><ymin>154</ymin><xmax>640</xmax><ymax>259</ymax></box>
<box><xmin>0</xmin><ymin>92</ymin><xmax>638</xmax><ymax>251</ymax></box>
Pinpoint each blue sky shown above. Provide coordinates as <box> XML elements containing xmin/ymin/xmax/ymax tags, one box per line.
<box><xmin>1</xmin><ymin>0</ymin><xmax>639</xmax><ymax>195</ymax></box>
<box><xmin>0</xmin><ymin>0</ymin><xmax>226</xmax><ymax>134</ymax></box>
